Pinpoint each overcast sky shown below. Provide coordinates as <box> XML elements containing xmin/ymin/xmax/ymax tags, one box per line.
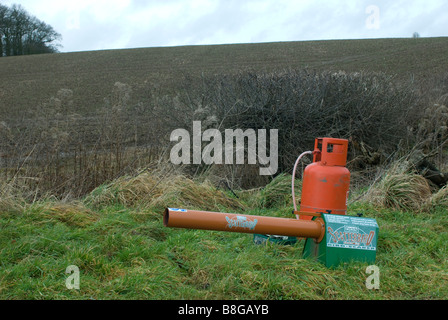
<box><xmin>2</xmin><ymin>0</ymin><xmax>447</xmax><ymax>53</ymax></box>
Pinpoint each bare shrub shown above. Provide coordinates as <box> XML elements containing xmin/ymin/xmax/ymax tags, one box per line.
<box><xmin>0</xmin><ymin>83</ymin><xmax>169</xmax><ymax>199</ymax></box>
<box><xmin>415</xmin><ymin>103</ymin><xmax>448</xmax><ymax>158</ymax></box>
<box><xmin>2</xmin><ymin>68</ymin><xmax>447</xmax><ymax>204</ymax></box>
<box><xmin>154</xmin><ymin>69</ymin><xmax>430</xmax><ymax>188</ymax></box>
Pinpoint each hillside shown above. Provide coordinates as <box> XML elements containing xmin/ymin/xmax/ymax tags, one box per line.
<box><xmin>1</xmin><ymin>37</ymin><xmax>448</xmax><ymax>117</ymax></box>
<box><xmin>0</xmin><ymin>37</ymin><xmax>447</xmax><ymax>301</ymax></box>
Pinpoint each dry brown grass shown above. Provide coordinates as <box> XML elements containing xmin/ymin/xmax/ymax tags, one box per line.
<box><xmin>0</xmin><ymin>179</ymin><xmax>28</xmax><ymax>213</ymax></box>
<box><xmin>425</xmin><ymin>186</ymin><xmax>448</xmax><ymax>211</ymax></box>
<box><xmin>255</xmin><ymin>173</ymin><xmax>297</xmax><ymax>209</ymax></box>
<box><xmin>364</xmin><ymin>160</ymin><xmax>434</xmax><ymax>212</ymax></box>
<box><xmin>84</xmin><ymin>166</ymin><xmax>246</xmax><ymax>212</ymax></box>
<box><xmin>39</xmin><ymin>201</ymin><xmax>99</xmax><ymax>227</ymax></box>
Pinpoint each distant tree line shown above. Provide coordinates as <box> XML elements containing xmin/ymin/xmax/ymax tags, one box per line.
<box><xmin>0</xmin><ymin>3</ymin><xmax>61</xmax><ymax>57</ymax></box>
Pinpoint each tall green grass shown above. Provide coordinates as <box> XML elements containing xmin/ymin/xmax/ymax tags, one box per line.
<box><xmin>0</xmin><ymin>170</ymin><xmax>447</xmax><ymax>300</ymax></box>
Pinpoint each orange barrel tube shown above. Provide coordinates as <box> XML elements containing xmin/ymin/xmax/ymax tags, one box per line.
<box><xmin>164</xmin><ymin>208</ymin><xmax>325</xmax><ymax>240</ymax></box>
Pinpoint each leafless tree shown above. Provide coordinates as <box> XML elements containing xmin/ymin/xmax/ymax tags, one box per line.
<box><xmin>0</xmin><ymin>4</ymin><xmax>61</xmax><ymax>57</ymax></box>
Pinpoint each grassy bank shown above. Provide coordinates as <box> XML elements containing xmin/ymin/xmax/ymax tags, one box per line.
<box><xmin>0</xmin><ymin>172</ymin><xmax>447</xmax><ymax>300</ymax></box>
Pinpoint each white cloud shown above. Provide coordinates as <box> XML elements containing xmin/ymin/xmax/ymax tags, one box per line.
<box><xmin>2</xmin><ymin>0</ymin><xmax>447</xmax><ymax>52</ymax></box>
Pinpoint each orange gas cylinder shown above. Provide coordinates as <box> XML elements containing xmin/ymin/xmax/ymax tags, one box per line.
<box><xmin>299</xmin><ymin>138</ymin><xmax>350</xmax><ymax>220</ymax></box>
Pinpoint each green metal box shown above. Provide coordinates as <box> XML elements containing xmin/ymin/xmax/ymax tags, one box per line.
<box><xmin>303</xmin><ymin>213</ymin><xmax>379</xmax><ymax>268</ymax></box>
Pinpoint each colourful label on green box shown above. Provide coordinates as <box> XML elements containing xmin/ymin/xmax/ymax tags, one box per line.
<box><xmin>325</xmin><ymin>214</ymin><xmax>378</xmax><ymax>251</ymax></box>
